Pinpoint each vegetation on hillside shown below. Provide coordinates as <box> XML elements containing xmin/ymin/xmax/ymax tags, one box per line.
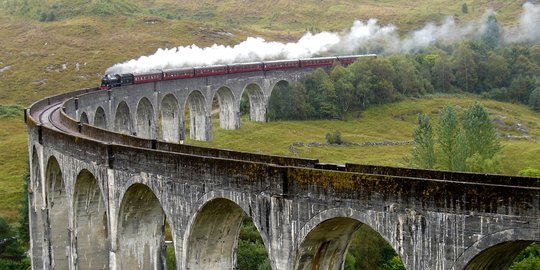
<box><xmin>410</xmin><ymin>102</ymin><xmax>502</xmax><ymax>173</ymax></box>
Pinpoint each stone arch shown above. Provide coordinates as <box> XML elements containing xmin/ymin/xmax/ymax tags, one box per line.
<box><xmin>184</xmin><ymin>195</ymin><xmax>269</xmax><ymax>270</ymax></box>
<box><xmin>213</xmin><ymin>86</ymin><xmax>239</xmax><ymax>130</ymax></box>
<box><xmin>267</xmin><ymin>80</ymin><xmax>293</xmax><ymax>121</ymax></box>
<box><xmin>30</xmin><ymin>147</ymin><xmax>45</xmax><ymax>268</ymax></box>
<box><xmin>114</xmin><ymin>101</ymin><xmax>132</xmax><ymax>135</ymax></box>
<box><xmin>269</xmin><ymin>79</ymin><xmax>291</xmax><ymax>98</ymax></box>
<box><xmin>94</xmin><ymin>106</ymin><xmax>107</xmax><ymax>129</ymax></box>
<box><xmin>135</xmin><ymin>97</ymin><xmax>155</xmax><ymax>139</ymax></box>
<box><xmin>73</xmin><ymin>170</ymin><xmax>108</xmax><ymax>270</ymax></box>
<box><xmin>293</xmin><ymin>208</ymin><xmax>400</xmax><ymax>270</ymax></box>
<box><xmin>79</xmin><ymin>112</ymin><xmax>89</xmax><ymax>124</ymax></box>
<box><xmin>159</xmin><ymin>94</ymin><xmax>181</xmax><ymax>142</ymax></box>
<box><xmin>241</xmin><ymin>83</ymin><xmax>266</xmax><ymax>122</ymax></box>
<box><xmin>117</xmin><ymin>183</ymin><xmax>168</xmax><ymax>270</ymax></box>
<box><xmin>452</xmin><ymin>229</ymin><xmax>540</xmax><ymax>270</ymax></box>
<box><xmin>45</xmin><ymin>156</ymin><xmax>69</xmax><ymax>270</ymax></box>
<box><xmin>185</xmin><ymin>90</ymin><xmax>209</xmax><ymax>141</ymax></box>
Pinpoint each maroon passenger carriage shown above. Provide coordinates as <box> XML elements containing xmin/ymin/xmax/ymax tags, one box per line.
<box><xmin>100</xmin><ymin>54</ymin><xmax>376</xmax><ymax>89</ymax></box>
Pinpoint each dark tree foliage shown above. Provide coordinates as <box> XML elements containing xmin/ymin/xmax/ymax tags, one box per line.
<box><xmin>480</xmin><ymin>13</ymin><xmax>501</xmax><ymax>49</ymax></box>
<box><xmin>509</xmin><ymin>243</ymin><xmax>540</xmax><ymax>270</ymax></box>
<box><xmin>237</xmin><ymin>217</ymin><xmax>270</xmax><ymax>270</ymax></box>
<box><xmin>462</xmin><ymin>3</ymin><xmax>468</xmax><ymax>14</ymax></box>
<box><xmin>347</xmin><ymin>225</ymin><xmax>405</xmax><ymax>270</ymax></box>
<box><xmin>530</xmin><ymin>88</ymin><xmax>540</xmax><ymax>112</ymax></box>
<box><xmin>411</xmin><ymin>113</ymin><xmax>436</xmax><ymax>169</ymax></box>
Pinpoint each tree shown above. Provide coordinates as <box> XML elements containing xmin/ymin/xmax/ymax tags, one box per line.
<box><xmin>330</xmin><ymin>65</ymin><xmax>355</xmax><ymax>114</ymax></box>
<box><xmin>390</xmin><ymin>55</ymin><xmax>424</xmax><ymax>97</ymax></box>
<box><xmin>509</xmin><ymin>243</ymin><xmax>540</xmax><ymax>270</ymax></box>
<box><xmin>411</xmin><ymin>102</ymin><xmax>501</xmax><ymax>173</ymax></box>
<box><xmin>304</xmin><ymin>68</ymin><xmax>339</xmax><ymax>118</ymax></box>
<box><xmin>530</xmin><ymin>88</ymin><xmax>540</xmax><ymax>112</ymax></box>
<box><xmin>411</xmin><ymin>113</ymin><xmax>436</xmax><ymax>169</ymax></box>
<box><xmin>437</xmin><ymin>106</ymin><xmax>466</xmax><ymax>171</ymax></box>
<box><xmin>484</xmin><ymin>52</ymin><xmax>510</xmax><ymax>89</ymax></box>
<box><xmin>509</xmin><ymin>75</ymin><xmax>537</xmax><ymax>104</ymax></box>
<box><xmin>462</xmin><ymin>3</ymin><xmax>468</xmax><ymax>14</ymax></box>
<box><xmin>480</xmin><ymin>13</ymin><xmax>501</xmax><ymax>49</ymax></box>
<box><xmin>462</xmin><ymin>102</ymin><xmax>500</xmax><ymax>161</ymax></box>
<box><xmin>518</xmin><ymin>167</ymin><xmax>540</xmax><ymax>177</ymax></box>
<box><xmin>349</xmin><ymin>57</ymin><xmax>396</xmax><ymax>106</ymax></box>
<box><xmin>452</xmin><ymin>43</ymin><xmax>479</xmax><ymax>92</ymax></box>
<box><xmin>511</xmin><ymin>55</ymin><xmax>540</xmax><ymax>77</ymax></box>
<box><xmin>431</xmin><ymin>53</ymin><xmax>455</xmax><ymax>92</ymax></box>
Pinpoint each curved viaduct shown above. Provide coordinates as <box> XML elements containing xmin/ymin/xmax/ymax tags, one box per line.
<box><xmin>26</xmin><ymin>65</ymin><xmax>540</xmax><ymax>270</ymax></box>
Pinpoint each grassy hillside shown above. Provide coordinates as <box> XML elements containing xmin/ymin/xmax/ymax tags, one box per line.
<box><xmin>189</xmin><ymin>95</ymin><xmax>540</xmax><ymax>175</ymax></box>
<box><xmin>0</xmin><ymin>116</ymin><xmax>27</xmax><ymax>223</ymax></box>
<box><xmin>0</xmin><ymin>0</ymin><xmax>531</xmax><ymax>105</ymax></box>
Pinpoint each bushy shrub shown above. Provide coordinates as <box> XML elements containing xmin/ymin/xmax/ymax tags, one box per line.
<box><xmin>326</xmin><ymin>130</ymin><xmax>343</xmax><ymax>145</ymax></box>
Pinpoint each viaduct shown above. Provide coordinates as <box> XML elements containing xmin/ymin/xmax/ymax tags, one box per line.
<box><xmin>26</xmin><ymin>64</ymin><xmax>540</xmax><ymax>270</ymax></box>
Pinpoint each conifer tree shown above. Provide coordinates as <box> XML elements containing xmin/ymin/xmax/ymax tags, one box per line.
<box><xmin>411</xmin><ymin>113</ymin><xmax>436</xmax><ymax>169</ymax></box>
<box><xmin>437</xmin><ymin>106</ymin><xmax>464</xmax><ymax>170</ymax></box>
<box><xmin>462</xmin><ymin>102</ymin><xmax>500</xmax><ymax>160</ymax></box>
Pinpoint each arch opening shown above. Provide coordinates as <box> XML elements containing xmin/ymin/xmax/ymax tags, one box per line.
<box><xmin>79</xmin><ymin>112</ymin><xmax>89</xmax><ymax>124</ymax></box>
<box><xmin>45</xmin><ymin>156</ymin><xmax>69</xmax><ymax>270</ymax></box>
<box><xmin>117</xmin><ymin>184</ymin><xmax>168</xmax><ymax>269</ymax></box>
<box><xmin>159</xmin><ymin>94</ymin><xmax>181</xmax><ymax>143</ymax></box>
<box><xmin>464</xmin><ymin>241</ymin><xmax>539</xmax><ymax>270</ymax></box>
<box><xmin>186</xmin><ymin>198</ymin><xmax>270</xmax><ymax>270</ymax></box>
<box><xmin>294</xmin><ymin>217</ymin><xmax>404</xmax><ymax>270</ymax></box>
<box><xmin>212</xmin><ymin>87</ymin><xmax>239</xmax><ymax>130</ymax></box>
<box><xmin>268</xmin><ymin>80</ymin><xmax>305</xmax><ymax>121</ymax></box>
<box><xmin>136</xmin><ymin>97</ymin><xmax>155</xmax><ymax>139</ymax></box>
<box><xmin>164</xmin><ymin>218</ymin><xmax>177</xmax><ymax>270</ymax></box>
<box><xmin>184</xmin><ymin>90</ymin><xmax>209</xmax><ymax>141</ymax></box>
<box><xmin>73</xmin><ymin>170</ymin><xmax>108</xmax><ymax>270</ymax></box>
<box><xmin>29</xmin><ymin>148</ymin><xmax>45</xmax><ymax>268</ymax></box>
<box><xmin>94</xmin><ymin>106</ymin><xmax>107</xmax><ymax>129</ymax></box>
<box><xmin>240</xmin><ymin>83</ymin><xmax>266</xmax><ymax>122</ymax></box>
<box><xmin>114</xmin><ymin>101</ymin><xmax>132</xmax><ymax>135</ymax></box>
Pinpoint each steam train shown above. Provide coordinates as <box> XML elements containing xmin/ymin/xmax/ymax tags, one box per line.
<box><xmin>100</xmin><ymin>54</ymin><xmax>376</xmax><ymax>90</ymax></box>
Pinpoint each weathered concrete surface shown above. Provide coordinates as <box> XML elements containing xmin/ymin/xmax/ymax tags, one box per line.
<box><xmin>27</xmin><ymin>69</ymin><xmax>540</xmax><ymax>270</ymax></box>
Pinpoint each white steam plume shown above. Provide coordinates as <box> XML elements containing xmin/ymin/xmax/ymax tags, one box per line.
<box><xmin>506</xmin><ymin>2</ymin><xmax>540</xmax><ymax>43</ymax></box>
<box><xmin>106</xmin><ymin>2</ymin><xmax>540</xmax><ymax>74</ymax></box>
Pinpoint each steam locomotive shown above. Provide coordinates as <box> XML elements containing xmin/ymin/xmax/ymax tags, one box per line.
<box><xmin>100</xmin><ymin>54</ymin><xmax>376</xmax><ymax>90</ymax></box>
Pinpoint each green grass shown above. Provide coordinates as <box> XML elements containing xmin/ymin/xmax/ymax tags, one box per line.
<box><xmin>188</xmin><ymin>96</ymin><xmax>540</xmax><ymax>175</ymax></box>
<box><xmin>0</xmin><ymin>117</ymin><xmax>27</xmax><ymax>223</ymax></box>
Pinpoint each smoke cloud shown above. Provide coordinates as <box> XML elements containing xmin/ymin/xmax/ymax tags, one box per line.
<box><xmin>506</xmin><ymin>2</ymin><xmax>540</xmax><ymax>43</ymax></box>
<box><xmin>106</xmin><ymin>2</ymin><xmax>540</xmax><ymax>74</ymax></box>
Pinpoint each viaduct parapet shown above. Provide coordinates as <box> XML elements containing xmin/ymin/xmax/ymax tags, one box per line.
<box><xmin>26</xmin><ymin>64</ymin><xmax>540</xmax><ymax>270</ymax></box>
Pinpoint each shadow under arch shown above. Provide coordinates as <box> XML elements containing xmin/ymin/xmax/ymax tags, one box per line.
<box><xmin>293</xmin><ymin>208</ymin><xmax>402</xmax><ymax>270</ymax></box>
<box><xmin>114</xmin><ymin>101</ymin><xmax>132</xmax><ymax>135</ymax></box>
<box><xmin>241</xmin><ymin>83</ymin><xmax>266</xmax><ymax>122</ymax></box>
<box><xmin>73</xmin><ymin>169</ymin><xmax>108</xmax><ymax>270</ymax></box>
<box><xmin>159</xmin><ymin>93</ymin><xmax>181</xmax><ymax>142</ymax></box>
<box><xmin>212</xmin><ymin>86</ymin><xmax>239</xmax><ymax>130</ymax></box>
<box><xmin>135</xmin><ymin>97</ymin><xmax>155</xmax><ymax>139</ymax></box>
<box><xmin>30</xmin><ymin>147</ymin><xmax>45</xmax><ymax>268</ymax></box>
<box><xmin>267</xmin><ymin>80</ymin><xmax>298</xmax><ymax>121</ymax></box>
<box><xmin>79</xmin><ymin>111</ymin><xmax>89</xmax><ymax>124</ymax></box>
<box><xmin>117</xmin><ymin>183</ymin><xmax>172</xmax><ymax>270</ymax></box>
<box><xmin>184</xmin><ymin>193</ymin><xmax>270</xmax><ymax>270</ymax></box>
<box><xmin>184</xmin><ymin>90</ymin><xmax>208</xmax><ymax>141</ymax></box>
<box><xmin>45</xmin><ymin>155</ymin><xmax>69</xmax><ymax>270</ymax></box>
<box><xmin>452</xmin><ymin>228</ymin><xmax>540</xmax><ymax>270</ymax></box>
<box><xmin>94</xmin><ymin>106</ymin><xmax>107</xmax><ymax>129</ymax></box>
